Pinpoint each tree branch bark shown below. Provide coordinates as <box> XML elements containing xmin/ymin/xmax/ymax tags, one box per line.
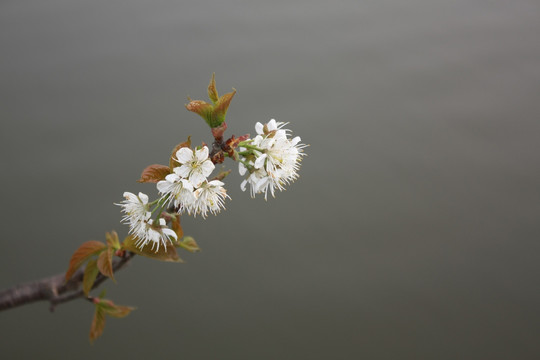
<box><xmin>0</xmin><ymin>252</ymin><xmax>136</xmax><ymax>312</ymax></box>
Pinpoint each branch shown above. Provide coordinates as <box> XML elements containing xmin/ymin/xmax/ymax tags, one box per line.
<box><xmin>0</xmin><ymin>252</ymin><xmax>136</xmax><ymax>312</ymax></box>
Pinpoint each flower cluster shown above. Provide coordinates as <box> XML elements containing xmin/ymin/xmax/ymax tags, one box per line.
<box><xmin>117</xmin><ymin>192</ymin><xmax>178</xmax><ymax>251</ymax></box>
<box><xmin>238</xmin><ymin>119</ymin><xmax>306</xmax><ymax>199</ymax></box>
<box><xmin>117</xmin><ymin>76</ymin><xmax>306</xmax><ymax>254</ymax></box>
<box><xmin>157</xmin><ymin>146</ymin><xmax>229</xmax><ymax>218</ymax></box>
<box><xmin>117</xmin><ymin>146</ymin><xmax>229</xmax><ymax>251</ymax></box>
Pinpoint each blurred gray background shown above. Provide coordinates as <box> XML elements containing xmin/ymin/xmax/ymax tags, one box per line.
<box><xmin>1</xmin><ymin>0</ymin><xmax>539</xmax><ymax>359</ymax></box>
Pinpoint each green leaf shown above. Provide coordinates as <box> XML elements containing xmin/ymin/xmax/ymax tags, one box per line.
<box><xmin>177</xmin><ymin>236</ymin><xmax>201</xmax><ymax>253</ymax></box>
<box><xmin>213</xmin><ymin>89</ymin><xmax>236</xmax><ymax>126</ymax></box>
<box><xmin>83</xmin><ymin>259</ymin><xmax>99</xmax><ymax>296</ymax></box>
<box><xmin>95</xmin><ymin>298</ymin><xmax>135</xmax><ymax>318</ymax></box>
<box><xmin>122</xmin><ymin>235</ymin><xmax>183</xmax><ymax>262</ymax></box>
<box><xmin>97</xmin><ymin>247</ymin><xmax>115</xmax><ymax>282</ymax></box>
<box><xmin>137</xmin><ymin>164</ymin><xmax>171</xmax><ymax>183</ymax></box>
<box><xmin>65</xmin><ymin>241</ymin><xmax>107</xmax><ymax>281</ymax></box>
<box><xmin>89</xmin><ymin>307</ymin><xmax>106</xmax><ymax>344</ymax></box>
<box><xmin>102</xmin><ymin>303</ymin><xmax>135</xmax><ymax>319</ymax></box>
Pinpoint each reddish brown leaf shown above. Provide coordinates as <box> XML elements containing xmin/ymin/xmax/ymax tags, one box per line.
<box><xmin>83</xmin><ymin>259</ymin><xmax>100</xmax><ymax>296</ymax></box>
<box><xmin>171</xmin><ymin>214</ymin><xmax>184</xmax><ymax>239</ymax></box>
<box><xmin>89</xmin><ymin>307</ymin><xmax>106</xmax><ymax>344</ymax></box>
<box><xmin>65</xmin><ymin>241</ymin><xmax>107</xmax><ymax>281</ymax></box>
<box><xmin>122</xmin><ymin>235</ymin><xmax>183</xmax><ymax>262</ymax></box>
<box><xmin>137</xmin><ymin>164</ymin><xmax>171</xmax><ymax>183</ymax></box>
<box><xmin>169</xmin><ymin>136</ymin><xmax>192</xmax><ymax>169</ymax></box>
<box><xmin>97</xmin><ymin>248</ymin><xmax>115</xmax><ymax>282</ymax></box>
<box><xmin>212</xmin><ymin>169</ymin><xmax>232</xmax><ymax>181</ymax></box>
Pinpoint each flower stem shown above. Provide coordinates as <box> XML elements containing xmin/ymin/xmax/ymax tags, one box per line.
<box><xmin>240</xmin><ymin>144</ymin><xmax>264</xmax><ymax>152</ymax></box>
<box><xmin>239</xmin><ymin>159</ymin><xmax>253</xmax><ymax>170</ymax></box>
<box><xmin>151</xmin><ymin>198</ymin><xmax>167</xmax><ymax>221</ymax></box>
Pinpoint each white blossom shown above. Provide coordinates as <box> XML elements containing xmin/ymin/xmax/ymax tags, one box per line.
<box><xmin>117</xmin><ymin>192</ymin><xmax>151</xmax><ymax>235</ymax></box>
<box><xmin>239</xmin><ymin>119</ymin><xmax>306</xmax><ymax>199</ymax></box>
<box><xmin>117</xmin><ymin>192</ymin><xmax>177</xmax><ymax>252</ymax></box>
<box><xmin>157</xmin><ymin>173</ymin><xmax>196</xmax><ymax>212</ymax></box>
<box><xmin>239</xmin><ymin>168</ymin><xmax>273</xmax><ymax>200</ymax></box>
<box><xmin>132</xmin><ymin>218</ymin><xmax>177</xmax><ymax>252</ymax></box>
<box><xmin>191</xmin><ymin>180</ymin><xmax>230</xmax><ymax>218</ymax></box>
<box><xmin>174</xmin><ymin>146</ymin><xmax>215</xmax><ymax>187</ymax></box>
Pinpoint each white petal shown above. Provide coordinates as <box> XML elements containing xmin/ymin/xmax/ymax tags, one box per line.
<box><xmin>190</xmin><ymin>172</ymin><xmax>206</xmax><ymax>187</ymax></box>
<box><xmin>138</xmin><ymin>192</ymin><xmax>149</xmax><ymax>204</ymax></box>
<box><xmin>274</xmin><ymin>130</ymin><xmax>287</xmax><ymax>140</ymax></box>
<box><xmin>156</xmin><ymin>180</ymin><xmax>172</xmax><ymax>193</ymax></box>
<box><xmin>290</xmin><ymin>136</ymin><xmax>301</xmax><ymax>146</ymax></box>
<box><xmin>240</xmin><ymin>180</ymin><xmax>247</xmax><ymax>192</ymax></box>
<box><xmin>255</xmin><ymin>122</ymin><xmax>264</xmax><ymax>134</ymax></box>
<box><xmin>207</xmin><ymin>180</ymin><xmax>224</xmax><ymax>187</ymax></box>
<box><xmin>181</xmin><ymin>189</ymin><xmax>196</xmax><ymax>204</ymax></box>
<box><xmin>255</xmin><ymin>177</ymin><xmax>269</xmax><ymax>192</ymax></box>
<box><xmin>176</xmin><ymin>147</ymin><xmax>194</xmax><ymax>164</ymax></box>
<box><xmin>254</xmin><ymin>154</ymin><xmax>267</xmax><ymax>169</ymax></box>
<box><xmin>261</xmin><ymin>137</ymin><xmax>275</xmax><ymax>149</ymax></box>
<box><xmin>162</xmin><ymin>228</ymin><xmax>177</xmax><ymax>240</ymax></box>
<box><xmin>267</xmin><ymin>119</ymin><xmax>277</xmax><ymax>131</ymax></box>
<box><xmin>200</xmin><ymin>160</ymin><xmax>215</xmax><ymax>177</ymax></box>
<box><xmin>123</xmin><ymin>192</ymin><xmax>137</xmax><ymax>201</ymax></box>
<box><xmin>239</xmin><ymin>162</ymin><xmax>247</xmax><ymax>176</ymax></box>
<box><xmin>158</xmin><ymin>218</ymin><xmax>166</xmax><ymax>226</ymax></box>
<box><xmin>195</xmin><ymin>146</ymin><xmax>209</xmax><ymax>162</ymax></box>
<box><xmin>252</xmin><ymin>135</ymin><xmax>263</xmax><ymax>147</ymax></box>
<box><xmin>165</xmin><ymin>173</ymin><xmax>180</xmax><ymax>182</ymax></box>
<box><xmin>180</xmin><ymin>178</ymin><xmax>194</xmax><ymax>191</ymax></box>
<box><xmin>174</xmin><ymin>165</ymin><xmax>191</xmax><ymax>178</ymax></box>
